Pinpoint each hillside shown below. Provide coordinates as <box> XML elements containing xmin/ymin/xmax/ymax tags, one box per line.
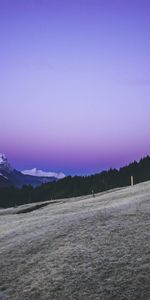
<box><xmin>0</xmin><ymin>181</ymin><xmax>150</xmax><ymax>299</ymax></box>
<box><xmin>1</xmin><ymin>155</ymin><xmax>150</xmax><ymax>208</ymax></box>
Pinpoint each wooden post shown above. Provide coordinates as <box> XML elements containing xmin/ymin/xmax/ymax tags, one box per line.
<box><xmin>131</xmin><ymin>176</ymin><xmax>134</xmax><ymax>186</ymax></box>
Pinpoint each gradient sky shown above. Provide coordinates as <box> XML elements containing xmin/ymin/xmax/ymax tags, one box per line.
<box><xmin>0</xmin><ymin>0</ymin><xmax>150</xmax><ymax>175</ymax></box>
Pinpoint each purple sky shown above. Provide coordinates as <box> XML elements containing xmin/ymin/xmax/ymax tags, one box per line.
<box><xmin>0</xmin><ymin>0</ymin><xmax>150</xmax><ymax>175</ymax></box>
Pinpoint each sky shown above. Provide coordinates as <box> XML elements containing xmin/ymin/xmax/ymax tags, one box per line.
<box><xmin>0</xmin><ymin>0</ymin><xmax>150</xmax><ymax>175</ymax></box>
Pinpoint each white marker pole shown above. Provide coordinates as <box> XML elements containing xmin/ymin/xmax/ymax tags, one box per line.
<box><xmin>131</xmin><ymin>176</ymin><xmax>134</xmax><ymax>186</ymax></box>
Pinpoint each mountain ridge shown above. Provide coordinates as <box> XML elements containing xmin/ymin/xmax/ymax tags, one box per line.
<box><xmin>0</xmin><ymin>155</ymin><xmax>150</xmax><ymax>208</ymax></box>
<box><xmin>21</xmin><ymin>168</ymin><xmax>65</xmax><ymax>179</ymax></box>
<box><xmin>0</xmin><ymin>153</ymin><xmax>65</xmax><ymax>188</ymax></box>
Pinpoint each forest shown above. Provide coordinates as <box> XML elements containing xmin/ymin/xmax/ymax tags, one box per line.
<box><xmin>0</xmin><ymin>156</ymin><xmax>150</xmax><ymax>208</ymax></box>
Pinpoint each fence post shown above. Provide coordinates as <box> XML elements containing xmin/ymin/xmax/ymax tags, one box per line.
<box><xmin>131</xmin><ymin>176</ymin><xmax>134</xmax><ymax>186</ymax></box>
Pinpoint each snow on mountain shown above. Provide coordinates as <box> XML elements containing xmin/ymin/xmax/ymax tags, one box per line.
<box><xmin>0</xmin><ymin>172</ymin><xmax>8</xmax><ymax>180</ymax></box>
<box><xmin>0</xmin><ymin>153</ymin><xmax>14</xmax><ymax>172</ymax></box>
<box><xmin>21</xmin><ymin>168</ymin><xmax>65</xmax><ymax>179</ymax></box>
<box><xmin>0</xmin><ymin>153</ymin><xmax>65</xmax><ymax>187</ymax></box>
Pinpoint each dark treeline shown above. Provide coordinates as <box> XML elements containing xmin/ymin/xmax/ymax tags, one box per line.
<box><xmin>0</xmin><ymin>156</ymin><xmax>150</xmax><ymax>208</ymax></box>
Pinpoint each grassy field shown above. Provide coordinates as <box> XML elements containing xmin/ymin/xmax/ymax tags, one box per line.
<box><xmin>0</xmin><ymin>181</ymin><xmax>150</xmax><ymax>300</ymax></box>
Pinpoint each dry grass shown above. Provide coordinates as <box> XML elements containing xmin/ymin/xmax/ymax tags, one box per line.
<box><xmin>0</xmin><ymin>181</ymin><xmax>150</xmax><ymax>299</ymax></box>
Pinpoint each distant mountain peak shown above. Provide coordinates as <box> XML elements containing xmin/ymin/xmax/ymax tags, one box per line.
<box><xmin>0</xmin><ymin>153</ymin><xmax>7</xmax><ymax>164</ymax></box>
<box><xmin>0</xmin><ymin>153</ymin><xmax>14</xmax><ymax>172</ymax></box>
<box><xmin>21</xmin><ymin>168</ymin><xmax>65</xmax><ymax>179</ymax></box>
<box><xmin>0</xmin><ymin>153</ymin><xmax>65</xmax><ymax>188</ymax></box>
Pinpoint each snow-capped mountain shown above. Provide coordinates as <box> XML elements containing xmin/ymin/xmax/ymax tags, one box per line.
<box><xmin>22</xmin><ymin>168</ymin><xmax>65</xmax><ymax>179</ymax></box>
<box><xmin>0</xmin><ymin>153</ymin><xmax>14</xmax><ymax>172</ymax></box>
<box><xmin>0</xmin><ymin>153</ymin><xmax>65</xmax><ymax>188</ymax></box>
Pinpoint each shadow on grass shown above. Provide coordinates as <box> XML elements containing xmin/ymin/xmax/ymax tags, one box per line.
<box><xmin>16</xmin><ymin>202</ymin><xmax>51</xmax><ymax>214</ymax></box>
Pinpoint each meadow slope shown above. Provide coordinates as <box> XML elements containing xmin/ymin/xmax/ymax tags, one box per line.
<box><xmin>0</xmin><ymin>181</ymin><xmax>150</xmax><ymax>300</ymax></box>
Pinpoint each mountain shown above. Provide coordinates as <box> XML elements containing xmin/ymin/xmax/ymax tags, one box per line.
<box><xmin>0</xmin><ymin>154</ymin><xmax>64</xmax><ymax>188</ymax></box>
<box><xmin>21</xmin><ymin>168</ymin><xmax>65</xmax><ymax>179</ymax></box>
<box><xmin>0</xmin><ymin>153</ymin><xmax>13</xmax><ymax>172</ymax></box>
